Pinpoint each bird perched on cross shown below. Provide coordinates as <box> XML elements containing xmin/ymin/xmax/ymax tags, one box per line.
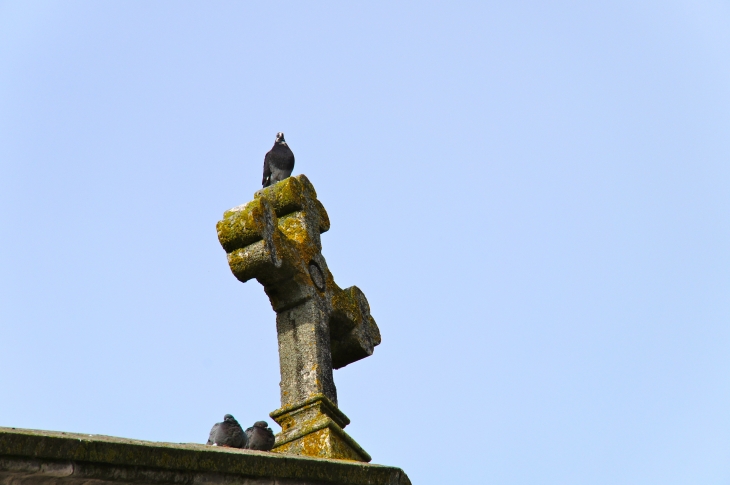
<box><xmin>262</xmin><ymin>132</ymin><xmax>295</xmax><ymax>187</ymax></box>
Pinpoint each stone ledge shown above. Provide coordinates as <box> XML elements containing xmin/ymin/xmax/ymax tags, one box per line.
<box><xmin>0</xmin><ymin>427</ymin><xmax>410</xmax><ymax>485</ymax></box>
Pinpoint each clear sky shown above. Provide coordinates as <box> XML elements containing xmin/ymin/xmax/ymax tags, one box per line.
<box><xmin>1</xmin><ymin>2</ymin><xmax>729</xmax><ymax>484</ymax></box>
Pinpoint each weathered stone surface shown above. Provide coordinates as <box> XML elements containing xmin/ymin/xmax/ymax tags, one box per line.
<box><xmin>270</xmin><ymin>395</ymin><xmax>370</xmax><ymax>463</ymax></box>
<box><xmin>216</xmin><ymin>176</ymin><xmax>381</xmax><ymax>462</ymax></box>
<box><xmin>0</xmin><ymin>427</ymin><xmax>410</xmax><ymax>485</ymax></box>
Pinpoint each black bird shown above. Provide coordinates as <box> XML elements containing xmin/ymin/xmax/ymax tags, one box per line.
<box><xmin>262</xmin><ymin>132</ymin><xmax>295</xmax><ymax>187</ymax></box>
<box><xmin>244</xmin><ymin>421</ymin><xmax>276</xmax><ymax>451</ymax></box>
<box><xmin>206</xmin><ymin>414</ymin><xmax>246</xmax><ymax>448</ymax></box>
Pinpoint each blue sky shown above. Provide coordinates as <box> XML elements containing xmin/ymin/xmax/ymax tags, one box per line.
<box><xmin>1</xmin><ymin>2</ymin><xmax>729</xmax><ymax>484</ymax></box>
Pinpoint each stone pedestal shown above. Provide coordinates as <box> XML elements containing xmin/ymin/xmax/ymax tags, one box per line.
<box><xmin>271</xmin><ymin>395</ymin><xmax>371</xmax><ymax>462</ymax></box>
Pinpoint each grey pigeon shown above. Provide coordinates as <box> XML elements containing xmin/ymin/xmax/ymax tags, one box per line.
<box><xmin>206</xmin><ymin>414</ymin><xmax>246</xmax><ymax>448</ymax></box>
<box><xmin>245</xmin><ymin>421</ymin><xmax>276</xmax><ymax>451</ymax></box>
<box><xmin>262</xmin><ymin>132</ymin><xmax>295</xmax><ymax>187</ymax></box>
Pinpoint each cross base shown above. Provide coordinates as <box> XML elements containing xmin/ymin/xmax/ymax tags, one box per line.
<box><xmin>270</xmin><ymin>394</ymin><xmax>372</xmax><ymax>462</ymax></box>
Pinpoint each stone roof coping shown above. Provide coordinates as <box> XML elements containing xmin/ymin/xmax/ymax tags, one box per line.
<box><xmin>0</xmin><ymin>427</ymin><xmax>410</xmax><ymax>485</ymax></box>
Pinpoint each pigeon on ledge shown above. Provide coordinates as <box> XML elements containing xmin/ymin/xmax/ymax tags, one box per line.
<box><xmin>245</xmin><ymin>421</ymin><xmax>276</xmax><ymax>451</ymax></box>
<box><xmin>206</xmin><ymin>414</ymin><xmax>246</xmax><ymax>448</ymax></box>
<box><xmin>262</xmin><ymin>132</ymin><xmax>295</xmax><ymax>187</ymax></box>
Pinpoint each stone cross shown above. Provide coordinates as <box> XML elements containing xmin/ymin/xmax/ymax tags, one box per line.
<box><xmin>216</xmin><ymin>175</ymin><xmax>381</xmax><ymax>462</ymax></box>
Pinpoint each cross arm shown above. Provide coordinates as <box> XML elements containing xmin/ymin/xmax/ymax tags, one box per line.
<box><xmin>330</xmin><ymin>286</ymin><xmax>382</xmax><ymax>369</ymax></box>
